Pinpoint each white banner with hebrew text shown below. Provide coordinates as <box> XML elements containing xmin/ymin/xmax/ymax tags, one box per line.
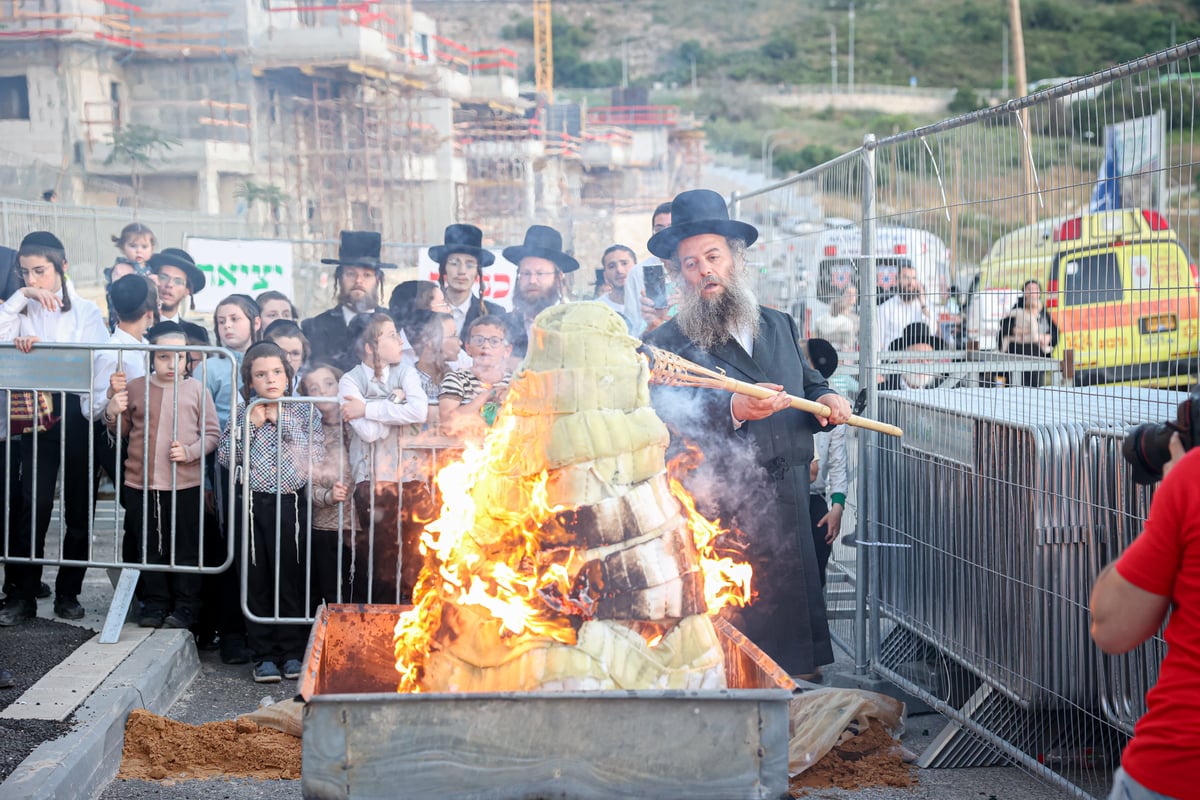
<box><xmin>186</xmin><ymin>237</ymin><xmax>295</xmax><ymax>313</ymax></box>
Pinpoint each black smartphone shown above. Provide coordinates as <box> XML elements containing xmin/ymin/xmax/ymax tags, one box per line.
<box><xmin>593</xmin><ymin>268</ymin><xmax>607</xmax><ymax>298</ymax></box>
<box><xmin>644</xmin><ymin>262</ymin><xmax>667</xmax><ymax>309</ymax></box>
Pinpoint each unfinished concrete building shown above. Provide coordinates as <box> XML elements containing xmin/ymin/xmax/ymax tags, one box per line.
<box><xmin>0</xmin><ymin>1</ymin><xmax>703</xmax><ymax>261</ymax></box>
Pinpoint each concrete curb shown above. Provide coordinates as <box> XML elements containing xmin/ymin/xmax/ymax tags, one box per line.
<box><xmin>0</xmin><ymin>628</ymin><xmax>199</xmax><ymax>800</ymax></box>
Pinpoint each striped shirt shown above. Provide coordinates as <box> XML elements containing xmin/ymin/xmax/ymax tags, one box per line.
<box><xmin>439</xmin><ymin>369</ymin><xmax>512</xmax><ymax>404</ymax></box>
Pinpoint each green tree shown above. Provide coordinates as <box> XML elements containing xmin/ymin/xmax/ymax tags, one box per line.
<box><xmin>948</xmin><ymin>88</ymin><xmax>982</xmax><ymax>114</ymax></box>
<box><xmin>103</xmin><ymin>124</ymin><xmax>181</xmax><ymax>211</ymax></box>
<box><xmin>235</xmin><ymin>180</ymin><xmax>288</xmax><ymax>233</ymax></box>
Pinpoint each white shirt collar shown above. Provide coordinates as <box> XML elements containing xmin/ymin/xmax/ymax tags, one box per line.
<box><xmin>731</xmin><ymin>322</ymin><xmax>754</xmax><ymax>358</ymax></box>
<box><xmin>341</xmin><ymin>304</ymin><xmax>380</xmax><ymax>325</ymax></box>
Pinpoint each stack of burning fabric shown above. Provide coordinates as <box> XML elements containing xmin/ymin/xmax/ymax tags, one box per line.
<box><xmin>395</xmin><ymin>303</ymin><xmax>750</xmax><ymax>693</ymax></box>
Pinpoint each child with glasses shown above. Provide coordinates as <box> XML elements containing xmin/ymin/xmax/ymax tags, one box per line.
<box><xmin>439</xmin><ymin>316</ymin><xmax>514</xmax><ymax>443</ymax></box>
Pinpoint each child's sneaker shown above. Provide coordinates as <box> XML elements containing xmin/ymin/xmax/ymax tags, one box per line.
<box><xmin>282</xmin><ymin>659</ymin><xmax>303</xmax><ymax>680</ymax></box>
<box><xmin>253</xmin><ymin>661</ymin><xmax>282</xmax><ymax>683</ymax></box>
<box><xmin>138</xmin><ymin>609</ymin><xmax>165</xmax><ymax>628</ymax></box>
<box><xmin>163</xmin><ymin>608</ymin><xmax>194</xmax><ymax>630</ymax></box>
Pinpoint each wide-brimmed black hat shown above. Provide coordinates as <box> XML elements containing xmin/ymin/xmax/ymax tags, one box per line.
<box><xmin>887</xmin><ymin>322</ymin><xmax>948</xmax><ymax>352</ymax></box>
<box><xmin>109</xmin><ymin>273</ymin><xmax>151</xmax><ymax>318</ymax></box>
<box><xmin>429</xmin><ymin>224</ymin><xmax>495</xmax><ymax>268</ymax></box>
<box><xmin>807</xmin><ymin>338</ymin><xmax>839</xmax><ymax>379</ymax></box>
<box><xmin>320</xmin><ymin>230</ymin><xmax>396</xmax><ymax>269</ymax></box>
<box><xmin>148</xmin><ymin>247</ymin><xmax>206</xmax><ymax>294</ymax></box>
<box><xmin>502</xmin><ymin>225</ymin><xmax>579</xmax><ymax>274</ymax></box>
<box><xmin>647</xmin><ymin>189</ymin><xmax>758</xmax><ymax>259</ymax></box>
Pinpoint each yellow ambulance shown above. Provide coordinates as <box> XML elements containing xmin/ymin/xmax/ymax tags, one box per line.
<box><xmin>968</xmin><ymin>209</ymin><xmax>1198</xmax><ymax>388</ymax></box>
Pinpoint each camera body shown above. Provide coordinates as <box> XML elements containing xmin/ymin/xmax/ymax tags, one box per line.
<box><xmin>1122</xmin><ymin>392</ymin><xmax>1199</xmax><ymax>484</ymax></box>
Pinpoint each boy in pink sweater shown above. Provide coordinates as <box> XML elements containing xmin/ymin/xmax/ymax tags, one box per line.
<box><xmin>106</xmin><ymin>321</ymin><xmax>220</xmax><ymax>629</ymax></box>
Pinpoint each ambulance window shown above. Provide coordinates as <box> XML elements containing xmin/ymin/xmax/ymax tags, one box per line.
<box><xmin>1063</xmin><ymin>252</ymin><xmax>1122</xmax><ymax>306</ymax></box>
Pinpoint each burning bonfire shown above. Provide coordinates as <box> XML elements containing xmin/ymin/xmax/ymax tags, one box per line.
<box><xmin>394</xmin><ymin>303</ymin><xmax>752</xmax><ymax>693</ymax></box>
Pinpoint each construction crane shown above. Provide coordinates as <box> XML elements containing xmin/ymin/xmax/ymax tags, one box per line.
<box><xmin>533</xmin><ymin>0</ymin><xmax>553</xmax><ymax>104</ymax></box>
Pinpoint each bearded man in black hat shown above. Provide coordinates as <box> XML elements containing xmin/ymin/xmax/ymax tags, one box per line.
<box><xmin>431</xmin><ymin>224</ymin><xmax>502</xmax><ymax>337</ymax></box>
<box><xmin>148</xmin><ymin>248</ymin><xmax>205</xmax><ymax>324</ymax></box>
<box><xmin>504</xmin><ymin>224</ymin><xmax>579</xmax><ymax>359</ymax></box>
<box><xmin>302</xmin><ymin>231</ymin><xmax>394</xmax><ymax>372</ymax></box>
<box><xmin>644</xmin><ymin>189</ymin><xmax>851</xmax><ymax>681</ymax></box>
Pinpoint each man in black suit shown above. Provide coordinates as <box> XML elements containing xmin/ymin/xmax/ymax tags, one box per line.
<box><xmin>431</xmin><ymin>224</ymin><xmax>503</xmax><ymax>337</ymax></box>
<box><xmin>302</xmin><ymin>231</ymin><xmax>395</xmax><ymax>372</ymax></box>
<box><xmin>644</xmin><ymin>189</ymin><xmax>851</xmax><ymax>681</ymax></box>
<box><xmin>503</xmin><ymin>225</ymin><xmax>579</xmax><ymax>359</ymax></box>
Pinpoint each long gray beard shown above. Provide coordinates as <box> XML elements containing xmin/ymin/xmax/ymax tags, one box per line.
<box><xmin>677</xmin><ymin>278</ymin><xmax>760</xmax><ymax>353</ymax></box>
<box><xmin>514</xmin><ymin>287</ymin><xmax>558</xmax><ymax>318</ymax></box>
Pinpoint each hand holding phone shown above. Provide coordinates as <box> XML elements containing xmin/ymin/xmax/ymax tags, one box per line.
<box><xmin>644</xmin><ymin>263</ymin><xmax>667</xmax><ymax>309</ymax></box>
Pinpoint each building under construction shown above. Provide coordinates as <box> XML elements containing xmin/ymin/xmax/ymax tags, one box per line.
<box><xmin>0</xmin><ymin>0</ymin><xmax>705</xmax><ymax>255</ymax></box>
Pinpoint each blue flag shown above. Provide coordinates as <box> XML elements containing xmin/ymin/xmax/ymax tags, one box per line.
<box><xmin>1090</xmin><ymin>134</ymin><xmax>1122</xmax><ymax>212</ymax></box>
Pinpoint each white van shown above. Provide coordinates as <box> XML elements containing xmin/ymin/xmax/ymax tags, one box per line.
<box><xmin>800</xmin><ymin>221</ymin><xmax>952</xmax><ymax>338</ymax></box>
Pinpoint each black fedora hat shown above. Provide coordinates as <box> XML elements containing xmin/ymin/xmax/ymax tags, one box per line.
<box><xmin>148</xmin><ymin>247</ymin><xmax>206</xmax><ymax>294</ymax></box>
<box><xmin>429</xmin><ymin>224</ymin><xmax>495</xmax><ymax>268</ymax></box>
<box><xmin>502</xmin><ymin>225</ymin><xmax>580</xmax><ymax>274</ymax></box>
<box><xmin>320</xmin><ymin>230</ymin><xmax>396</xmax><ymax>269</ymax></box>
<box><xmin>887</xmin><ymin>321</ymin><xmax>948</xmax><ymax>352</ymax></box>
<box><xmin>807</xmin><ymin>338</ymin><xmax>839</xmax><ymax>379</ymax></box>
<box><xmin>647</xmin><ymin>189</ymin><xmax>758</xmax><ymax>259</ymax></box>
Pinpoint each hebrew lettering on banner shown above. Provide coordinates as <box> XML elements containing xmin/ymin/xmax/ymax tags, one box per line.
<box><xmin>186</xmin><ymin>237</ymin><xmax>296</xmax><ymax>313</ymax></box>
<box><xmin>199</xmin><ymin>262</ymin><xmax>286</xmax><ymax>292</ymax></box>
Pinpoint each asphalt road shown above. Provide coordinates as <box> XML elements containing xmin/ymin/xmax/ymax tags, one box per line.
<box><xmin>0</xmin><ymin>612</ymin><xmax>94</xmax><ymax>783</ymax></box>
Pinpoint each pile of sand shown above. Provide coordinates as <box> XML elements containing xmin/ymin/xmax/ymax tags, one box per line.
<box><xmin>118</xmin><ymin>708</ymin><xmax>301</xmax><ymax>781</ymax></box>
<box><xmin>789</xmin><ymin>718</ymin><xmax>916</xmax><ymax>796</ymax></box>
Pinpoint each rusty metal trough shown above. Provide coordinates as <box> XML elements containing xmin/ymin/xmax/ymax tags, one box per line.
<box><xmin>299</xmin><ymin>604</ymin><xmax>794</xmax><ymax>800</ymax></box>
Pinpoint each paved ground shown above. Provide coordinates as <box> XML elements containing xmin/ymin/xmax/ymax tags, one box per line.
<box><xmin>0</xmin><ymin>614</ymin><xmax>93</xmax><ymax>782</ymax></box>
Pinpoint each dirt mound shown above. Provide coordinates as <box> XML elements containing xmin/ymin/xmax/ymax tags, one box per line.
<box><xmin>789</xmin><ymin>718</ymin><xmax>915</xmax><ymax>796</ymax></box>
<box><xmin>118</xmin><ymin>708</ymin><xmax>301</xmax><ymax>781</ymax></box>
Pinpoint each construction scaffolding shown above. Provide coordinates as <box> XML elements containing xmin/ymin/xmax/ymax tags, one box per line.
<box><xmin>257</xmin><ymin>63</ymin><xmax>442</xmax><ymax>246</ymax></box>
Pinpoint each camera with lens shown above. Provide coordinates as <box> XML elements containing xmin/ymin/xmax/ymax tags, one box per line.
<box><xmin>1122</xmin><ymin>392</ymin><xmax>1198</xmax><ymax>484</ymax></box>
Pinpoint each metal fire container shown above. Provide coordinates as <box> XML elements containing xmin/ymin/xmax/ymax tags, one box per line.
<box><xmin>299</xmin><ymin>604</ymin><xmax>795</xmax><ymax>800</ymax></box>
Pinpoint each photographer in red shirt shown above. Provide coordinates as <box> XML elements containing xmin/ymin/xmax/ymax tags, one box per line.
<box><xmin>1091</xmin><ymin>433</ymin><xmax>1199</xmax><ymax>800</ymax></box>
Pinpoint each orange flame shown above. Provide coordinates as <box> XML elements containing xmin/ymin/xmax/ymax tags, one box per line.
<box><xmin>394</xmin><ymin>414</ymin><xmax>580</xmax><ymax>692</ymax></box>
<box><xmin>665</xmin><ymin>441</ymin><xmax>754</xmax><ymax>612</ymax></box>
<box><xmin>394</xmin><ymin>420</ymin><xmax>753</xmax><ymax>693</ymax></box>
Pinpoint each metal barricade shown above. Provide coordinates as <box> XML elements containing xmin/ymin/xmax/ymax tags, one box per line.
<box><xmin>233</xmin><ymin>394</ymin><xmax>464</xmax><ymax>625</ymax></box>
<box><xmin>1085</xmin><ymin>428</ymin><xmax>1165</xmax><ymax>734</ymax></box>
<box><xmin>0</xmin><ymin>341</ymin><xmax>240</xmax><ymax>640</ymax></box>
<box><xmin>872</xmin><ymin>387</ymin><xmax>1177</xmax><ymax>697</ymax></box>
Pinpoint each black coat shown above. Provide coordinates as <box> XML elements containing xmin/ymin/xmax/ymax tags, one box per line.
<box><xmin>302</xmin><ymin>307</ymin><xmax>360</xmax><ymax>373</ymax></box>
<box><xmin>0</xmin><ymin>246</ymin><xmax>20</xmax><ymax>301</ymax></box>
<box><xmin>645</xmin><ymin>307</ymin><xmax>835</xmax><ymax>675</ymax></box>
<box><xmin>460</xmin><ymin>295</ymin><xmax>505</xmax><ymax>337</ymax></box>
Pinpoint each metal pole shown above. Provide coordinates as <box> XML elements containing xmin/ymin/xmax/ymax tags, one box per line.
<box><xmin>854</xmin><ymin>132</ymin><xmax>877</xmax><ymax>675</ymax></box>
<box><xmin>760</xmin><ymin>128</ymin><xmax>785</xmax><ymax>178</ymax></box>
<box><xmin>1002</xmin><ymin>23</ymin><xmax>1010</xmax><ymax>98</ymax></box>
<box><xmin>1009</xmin><ymin>0</ymin><xmax>1036</xmax><ymax>224</ymax></box>
<box><xmin>621</xmin><ymin>39</ymin><xmax>629</xmax><ymax>90</ymax></box>
<box><xmin>848</xmin><ymin>1</ymin><xmax>855</xmax><ymax>94</ymax></box>
<box><xmin>829</xmin><ymin>24</ymin><xmax>838</xmax><ymax>95</ymax></box>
